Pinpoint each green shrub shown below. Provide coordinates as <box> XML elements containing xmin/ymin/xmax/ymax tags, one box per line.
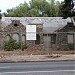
<box><xmin>4</xmin><ymin>39</ymin><xmax>20</xmax><ymax>51</ymax></box>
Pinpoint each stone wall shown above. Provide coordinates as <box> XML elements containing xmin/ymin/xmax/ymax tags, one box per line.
<box><xmin>56</xmin><ymin>22</ymin><xmax>75</xmax><ymax>50</ymax></box>
<box><xmin>0</xmin><ymin>32</ymin><xmax>4</xmax><ymax>50</ymax></box>
<box><xmin>0</xmin><ymin>18</ymin><xmax>74</xmax><ymax>50</ymax></box>
<box><xmin>0</xmin><ymin>20</ymin><xmax>44</xmax><ymax>50</ymax></box>
<box><xmin>26</xmin><ymin>24</ymin><xmax>44</xmax><ymax>50</ymax></box>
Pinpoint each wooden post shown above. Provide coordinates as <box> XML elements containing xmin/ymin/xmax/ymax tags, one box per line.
<box><xmin>73</xmin><ymin>32</ymin><xmax>75</xmax><ymax>50</ymax></box>
<box><xmin>56</xmin><ymin>32</ymin><xmax>57</xmax><ymax>50</ymax></box>
<box><xmin>34</xmin><ymin>40</ymin><xmax>35</xmax><ymax>50</ymax></box>
<box><xmin>47</xmin><ymin>34</ymin><xmax>49</xmax><ymax>50</ymax></box>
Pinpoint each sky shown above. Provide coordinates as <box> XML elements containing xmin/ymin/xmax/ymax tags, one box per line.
<box><xmin>0</xmin><ymin>0</ymin><xmax>64</xmax><ymax>13</ymax></box>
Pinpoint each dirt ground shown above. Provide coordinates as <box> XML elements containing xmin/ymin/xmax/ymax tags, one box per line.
<box><xmin>0</xmin><ymin>50</ymin><xmax>75</xmax><ymax>62</ymax></box>
<box><xmin>0</xmin><ymin>50</ymin><xmax>74</xmax><ymax>55</ymax></box>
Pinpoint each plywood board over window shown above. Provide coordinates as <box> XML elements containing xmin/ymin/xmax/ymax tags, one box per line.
<box><xmin>44</xmin><ymin>35</ymin><xmax>51</xmax><ymax>48</ymax></box>
<box><xmin>12</xmin><ymin>34</ymin><xmax>19</xmax><ymax>42</ymax></box>
<box><xmin>5</xmin><ymin>35</ymin><xmax>10</xmax><ymax>41</ymax></box>
<box><xmin>68</xmin><ymin>34</ymin><xmax>73</xmax><ymax>43</ymax></box>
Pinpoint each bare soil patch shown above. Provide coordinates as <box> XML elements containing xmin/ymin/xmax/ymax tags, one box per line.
<box><xmin>0</xmin><ymin>50</ymin><xmax>74</xmax><ymax>56</ymax></box>
<box><xmin>0</xmin><ymin>50</ymin><xmax>74</xmax><ymax>62</ymax></box>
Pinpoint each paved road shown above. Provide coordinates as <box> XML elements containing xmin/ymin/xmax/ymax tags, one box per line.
<box><xmin>0</xmin><ymin>61</ymin><xmax>75</xmax><ymax>75</ymax></box>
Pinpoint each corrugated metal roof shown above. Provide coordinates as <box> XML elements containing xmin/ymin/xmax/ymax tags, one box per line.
<box><xmin>1</xmin><ymin>17</ymin><xmax>71</xmax><ymax>33</ymax></box>
<box><xmin>29</xmin><ymin>18</ymin><xmax>43</xmax><ymax>25</ymax></box>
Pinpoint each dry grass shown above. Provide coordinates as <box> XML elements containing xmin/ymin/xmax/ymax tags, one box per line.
<box><xmin>0</xmin><ymin>50</ymin><xmax>74</xmax><ymax>56</ymax></box>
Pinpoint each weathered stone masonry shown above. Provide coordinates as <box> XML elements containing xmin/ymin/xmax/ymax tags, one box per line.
<box><xmin>56</xmin><ymin>22</ymin><xmax>75</xmax><ymax>50</ymax></box>
<box><xmin>0</xmin><ymin>19</ymin><xmax>44</xmax><ymax>50</ymax></box>
<box><xmin>0</xmin><ymin>17</ymin><xmax>74</xmax><ymax>50</ymax></box>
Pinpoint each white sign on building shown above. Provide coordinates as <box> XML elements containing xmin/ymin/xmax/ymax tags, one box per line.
<box><xmin>26</xmin><ymin>25</ymin><xmax>36</xmax><ymax>32</ymax></box>
<box><xmin>26</xmin><ymin>25</ymin><xmax>36</xmax><ymax>40</ymax></box>
<box><xmin>26</xmin><ymin>32</ymin><xmax>36</xmax><ymax>40</ymax></box>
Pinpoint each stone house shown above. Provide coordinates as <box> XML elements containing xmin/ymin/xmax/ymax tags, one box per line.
<box><xmin>56</xmin><ymin>22</ymin><xmax>75</xmax><ymax>50</ymax></box>
<box><xmin>0</xmin><ymin>17</ymin><xmax>74</xmax><ymax>50</ymax></box>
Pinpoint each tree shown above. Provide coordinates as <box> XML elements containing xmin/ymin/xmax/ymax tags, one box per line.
<box><xmin>29</xmin><ymin>0</ymin><xmax>49</xmax><ymax>16</ymax></box>
<box><xmin>28</xmin><ymin>0</ymin><xmax>61</xmax><ymax>17</ymax></box>
<box><xmin>28</xmin><ymin>8</ymin><xmax>39</xmax><ymax>17</ymax></box>
<box><xmin>60</xmin><ymin>0</ymin><xmax>74</xmax><ymax>19</ymax></box>
<box><xmin>7</xmin><ymin>2</ymin><xmax>29</xmax><ymax>17</ymax></box>
<box><xmin>7</xmin><ymin>0</ymin><xmax>61</xmax><ymax>17</ymax></box>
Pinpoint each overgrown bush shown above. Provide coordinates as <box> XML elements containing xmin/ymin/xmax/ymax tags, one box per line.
<box><xmin>4</xmin><ymin>39</ymin><xmax>20</xmax><ymax>51</ymax></box>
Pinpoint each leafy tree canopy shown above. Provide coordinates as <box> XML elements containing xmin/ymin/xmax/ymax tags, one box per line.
<box><xmin>6</xmin><ymin>0</ymin><xmax>61</xmax><ymax>17</ymax></box>
<box><xmin>59</xmin><ymin>0</ymin><xmax>75</xmax><ymax>19</ymax></box>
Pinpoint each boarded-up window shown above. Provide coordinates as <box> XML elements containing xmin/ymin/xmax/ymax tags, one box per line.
<box><xmin>68</xmin><ymin>34</ymin><xmax>73</xmax><ymax>43</ymax></box>
<box><xmin>44</xmin><ymin>36</ymin><xmax>47</xmax><ymax>48</ymax></box>
<box><xmin>12</xmin><ymin>34</ymin><xmax>19</xmax><ymax>42</ymax></box>
<box><xmin>5</xmin><ymin>35</ymin><xmax>10</xmax><ymax>41</ymax></box>
<box><xmin>44</xmin><ymin>36</ymin><xmax>51</xmax><ymax>48</ymax></box>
